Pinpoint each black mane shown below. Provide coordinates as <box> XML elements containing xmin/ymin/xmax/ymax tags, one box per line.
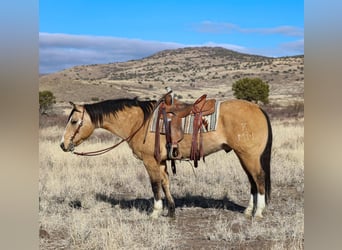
<box><xmin>84</xmin><ymin>98</ymin><xmax>156</xmax><ymax>127</ymax></box>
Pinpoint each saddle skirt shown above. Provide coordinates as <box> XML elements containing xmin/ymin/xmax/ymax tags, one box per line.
<box><xmin>150</xmin><ymin>100</ymin><xmax>221</xmax><ymax>134</ymax></box>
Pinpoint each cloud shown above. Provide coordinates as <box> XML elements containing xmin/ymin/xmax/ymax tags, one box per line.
<box><xmin>39</xmin><ymin>32</ymin><xmax>304</xmax><ymax>74</ymax></box>
<box><xmin>39</xmin><ymin>33</ymin><xmax>184</xmax><ymax>73</ymax></box>
<box><xmin>240</xmin><ymin>26</ymin><xmax>303</xmax><ymax>37</ymax></box>
<box><xmin>191</xmin><ymin>21</ymin><xmax>304</xmax><ymax>57</ymax></box>
<box><xmin>280</xmin><ymin>39</ymin><xmax>304</xmax><ymax>53</ymax></box>
<box><xmin>194</xmin><ymin>21</ymin><xmax>238</xmax><ymax>34</ymax></box>
<box><xmin>197</xmin><ymin>41</ymin><xmax>248</xmax><ymax>53</ymax></box>
<box><xmin>195</xmin><ymin>21</ymin><xmax>303</xmax><ymax>37</ymax></box>
<box><xmin>38</xmin><ymin>32</ymin><xmax>255</xmax><ymax>74</ymax></box>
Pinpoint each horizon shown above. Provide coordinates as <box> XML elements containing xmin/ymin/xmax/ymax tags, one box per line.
<box><xmin>39</xmin><ymin>46</ymin><xmax>304</xmax><ymax>76</ymax></box>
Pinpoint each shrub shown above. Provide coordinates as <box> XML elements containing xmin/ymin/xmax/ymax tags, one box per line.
<box><xmin>39</xmin><ymin>90</ymin><xmax>56</xmax><ymax>114</ymax></box>
<box><xmin>232</xmin><ymin>77</ymin><xmax>269</xmax><ymax>104</ymax></box>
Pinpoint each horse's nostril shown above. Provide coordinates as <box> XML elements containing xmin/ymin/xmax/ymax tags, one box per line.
<box><xmin>60</xmin><ymin>143</ymin><xmax>66</xmax><ymax>151</ymax></box>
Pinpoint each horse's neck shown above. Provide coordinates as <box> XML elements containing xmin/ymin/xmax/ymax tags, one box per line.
<box><xmin>101</xmin><ymin>107</ymin><xmax>143</xmax><ymax>139</ymax></box>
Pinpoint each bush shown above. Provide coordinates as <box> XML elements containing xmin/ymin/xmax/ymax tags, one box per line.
<box><xmin>39</xmin><ymin>90</ymin><xmax>56</xmax><ymax>114</ymax></box>
<box><xmin>232</xmin><ymin>77</ymin><xmax>269</xmax><ymax>104</ymax></box>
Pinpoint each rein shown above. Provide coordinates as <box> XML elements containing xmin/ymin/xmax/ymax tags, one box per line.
<box><xmin>72</xmin><ymin>135</ymin><xmax>134</xmax><ymax>156</ymax></box>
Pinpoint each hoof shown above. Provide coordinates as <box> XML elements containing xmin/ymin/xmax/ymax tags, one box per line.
<box><xmin>244</xmin><ymin>207</ymin><xmax>253</xmax><ymax>218</ymax></box>
<box><xmin>244</xmin><ymin>213</ymin><xmax>252</xmax><ymax>219</ymax></box>
<box><xmin>254</xmin><ymin>207</ymin><xmax>264</xmax><ymax>219</ymax></box>
<box><xmin>151</xmin><ymin>199</ymin><xmax>163</xmax><ymax>219</ymax></box>
<box><xmin>254</xmin><ymin>216</ymin><xmax>264</xmax><ymax>222</ymax></box>
<box><xmin>254</xmin><ymin>211</ymin><xmax>264</xmax><ymax>219</ymax></box>
<box><xmin>150</xmin><ymin>210</ymin><xmax>162</xmax><ymax>219</ymax></box>
<box><xmin>167</xmin><ymin>209</ymin><xmax>176</xmax><ymax>218</ymax></box>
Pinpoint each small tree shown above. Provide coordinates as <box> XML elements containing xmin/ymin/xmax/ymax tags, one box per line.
<box><xmin>232</xmin><ymin>77</ymin><xmax>269</xmax><ymax>104</ymax></box>
<box><xmin>39</xmin><ymin>90</ymin><xmax>56</xmax><ymax>114</ymax></box>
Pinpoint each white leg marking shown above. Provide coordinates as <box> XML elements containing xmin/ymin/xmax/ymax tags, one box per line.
<box><xmin>244</xmin><ymin>194</ymin><xmax>254</xmax><ymax>216</ymax></box>
<box><xmin>154</xmin><ymin>199</ymin><xmax>163</xmax><ymax>210</ymax></box>
<box><xmin>254</xmin><ymin>193</ymin><xmax>265</xmax><ymax>218</ymax></box>
<box><xmin>150</xmin><ymin>199</ymin><xmax>163</xmax><ymax>218</ymax></box>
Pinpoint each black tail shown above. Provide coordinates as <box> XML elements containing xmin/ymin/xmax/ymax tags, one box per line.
<box><xmin>260</xmin><ymin>108</ymin><xmax>272</xmax><ymax>204</ymax></box>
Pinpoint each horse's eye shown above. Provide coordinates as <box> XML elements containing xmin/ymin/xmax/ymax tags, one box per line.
<box><xmin>71</xmin><ymin>120</ymin><xmax>78</xmax><ymax>125</ymax></box>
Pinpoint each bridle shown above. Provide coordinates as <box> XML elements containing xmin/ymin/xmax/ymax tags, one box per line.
<box><xmin>69</xmin><ymin>108</ymin><xmax>85</xmax><ymax>146</ymax></box>
<box><xmin>68</xmin><ymin>107</ymin><xmax>144</xmax><ymax>156</ymax></box>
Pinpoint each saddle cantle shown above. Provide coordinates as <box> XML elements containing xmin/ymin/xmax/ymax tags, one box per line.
<box><xmin>154</xmin><ymin>93</ymin><xmax>216</xmax><ymax>169</ymax></box>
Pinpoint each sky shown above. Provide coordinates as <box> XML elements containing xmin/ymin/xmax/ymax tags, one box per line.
<box><xmin>39</xmin><ymin>0</ymin><xmax>304</xmax><ymax>74</ymax></box>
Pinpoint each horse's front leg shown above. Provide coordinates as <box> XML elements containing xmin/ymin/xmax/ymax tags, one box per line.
<box><xmin>150</xmin><ymin>180</ymin><xmax>163</xmax><ymax>218</ymax></box>
<box><xmin>144</xmin><ymin>158</ymin><xmax>176</xmax><ymax>218</ymax></box>
<box><xmin>144</xmin><ymin>157</ymin><xmax>164</xmax><ymax>218</ymax></box>
<box><xmin>160</xmin><ymin>161</ymin><xmax>175</xmax><ymax>217</ymax></box>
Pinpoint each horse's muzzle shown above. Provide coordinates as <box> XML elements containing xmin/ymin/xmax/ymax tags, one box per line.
<box><xmin>60</xmin><ymin>142</ymin><xmax>74</xmax><ymax>152</ymax></box>
<box><xmin>60</xmin><ymin>142</ymin><xmax>67</xmax><ymax>152</ymax></box>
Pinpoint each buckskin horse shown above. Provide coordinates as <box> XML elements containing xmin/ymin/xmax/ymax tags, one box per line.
<box><xmin>60</xmin><ymin>96</ymin><xmax>272</xmax><ymax>218</ymax></box>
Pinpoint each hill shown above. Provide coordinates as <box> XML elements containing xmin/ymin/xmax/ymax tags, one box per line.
<box><xmin>39</xmin><ymin>47</ymin><xmax>304</xmax><ymax>107</ymax></box>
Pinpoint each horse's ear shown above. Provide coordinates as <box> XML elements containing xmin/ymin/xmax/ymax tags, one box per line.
<box><xmin>69</xmin><ymin>101</ymin><xmax>83</xmax><ymax>112</ymax></box>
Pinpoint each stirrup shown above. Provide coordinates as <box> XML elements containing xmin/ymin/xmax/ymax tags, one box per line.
<box><xmin>168</xmin><ymin>144</ymin><xmax>182</xmax><ymax>160</ymax></box>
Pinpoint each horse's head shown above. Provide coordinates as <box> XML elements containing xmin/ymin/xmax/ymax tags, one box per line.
<box><xmin>60</xmin><ymin>102</ymin><xmax>95</xmax><ymax>152</ymax></box>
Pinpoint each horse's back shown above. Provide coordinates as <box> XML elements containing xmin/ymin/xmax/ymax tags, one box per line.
<box><xmin>219</xmin><ymin>99</ymin><xmax>266</xmax><ymax>122</ymax></box>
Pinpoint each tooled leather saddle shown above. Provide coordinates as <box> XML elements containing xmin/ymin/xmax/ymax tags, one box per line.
<box><xmin>154</xmin><ymin>93</ymin><xmax>216</xmax><ymax>172</ymax></box>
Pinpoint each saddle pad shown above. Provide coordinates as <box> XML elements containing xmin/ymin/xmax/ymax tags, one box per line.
<box><xmin>150</xmin><ymin>101</ymin><xmax>221</xmax><ymax>134</ymax></box>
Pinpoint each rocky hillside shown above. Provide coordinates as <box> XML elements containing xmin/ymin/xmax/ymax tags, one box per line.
<box><xmin>39</xmin><ymin>47</ymin><xmax>304</xmax><ymax>107</ymax></box>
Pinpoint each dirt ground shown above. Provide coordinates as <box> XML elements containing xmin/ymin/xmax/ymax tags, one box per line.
<box><xmin>94</xmin><ymin>183</ymin><xmax>303</xmax><ymax>249</ymax></box>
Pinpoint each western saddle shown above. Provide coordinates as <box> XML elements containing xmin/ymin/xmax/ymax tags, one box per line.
<box><xmin>154</xmin><ymin>90</ymin><xmax>216</xmax><ymax>172</ymax></box>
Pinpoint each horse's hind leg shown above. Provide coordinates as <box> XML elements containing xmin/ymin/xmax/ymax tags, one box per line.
<box><xmin>237</xmin><ymin>154</ymin><xmax>266</xmax><ymax>218</ymax></box>
<box><xmin>244</xmin><ymin>174</ymin><xmax>258</xmax><ymax>217</ymax></box>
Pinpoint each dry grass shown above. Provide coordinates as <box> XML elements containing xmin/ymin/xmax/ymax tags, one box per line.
<box><xmin>39</xmin><ymin>118</ymin><xmax>304</xmax><ymax>249</ymax></box>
